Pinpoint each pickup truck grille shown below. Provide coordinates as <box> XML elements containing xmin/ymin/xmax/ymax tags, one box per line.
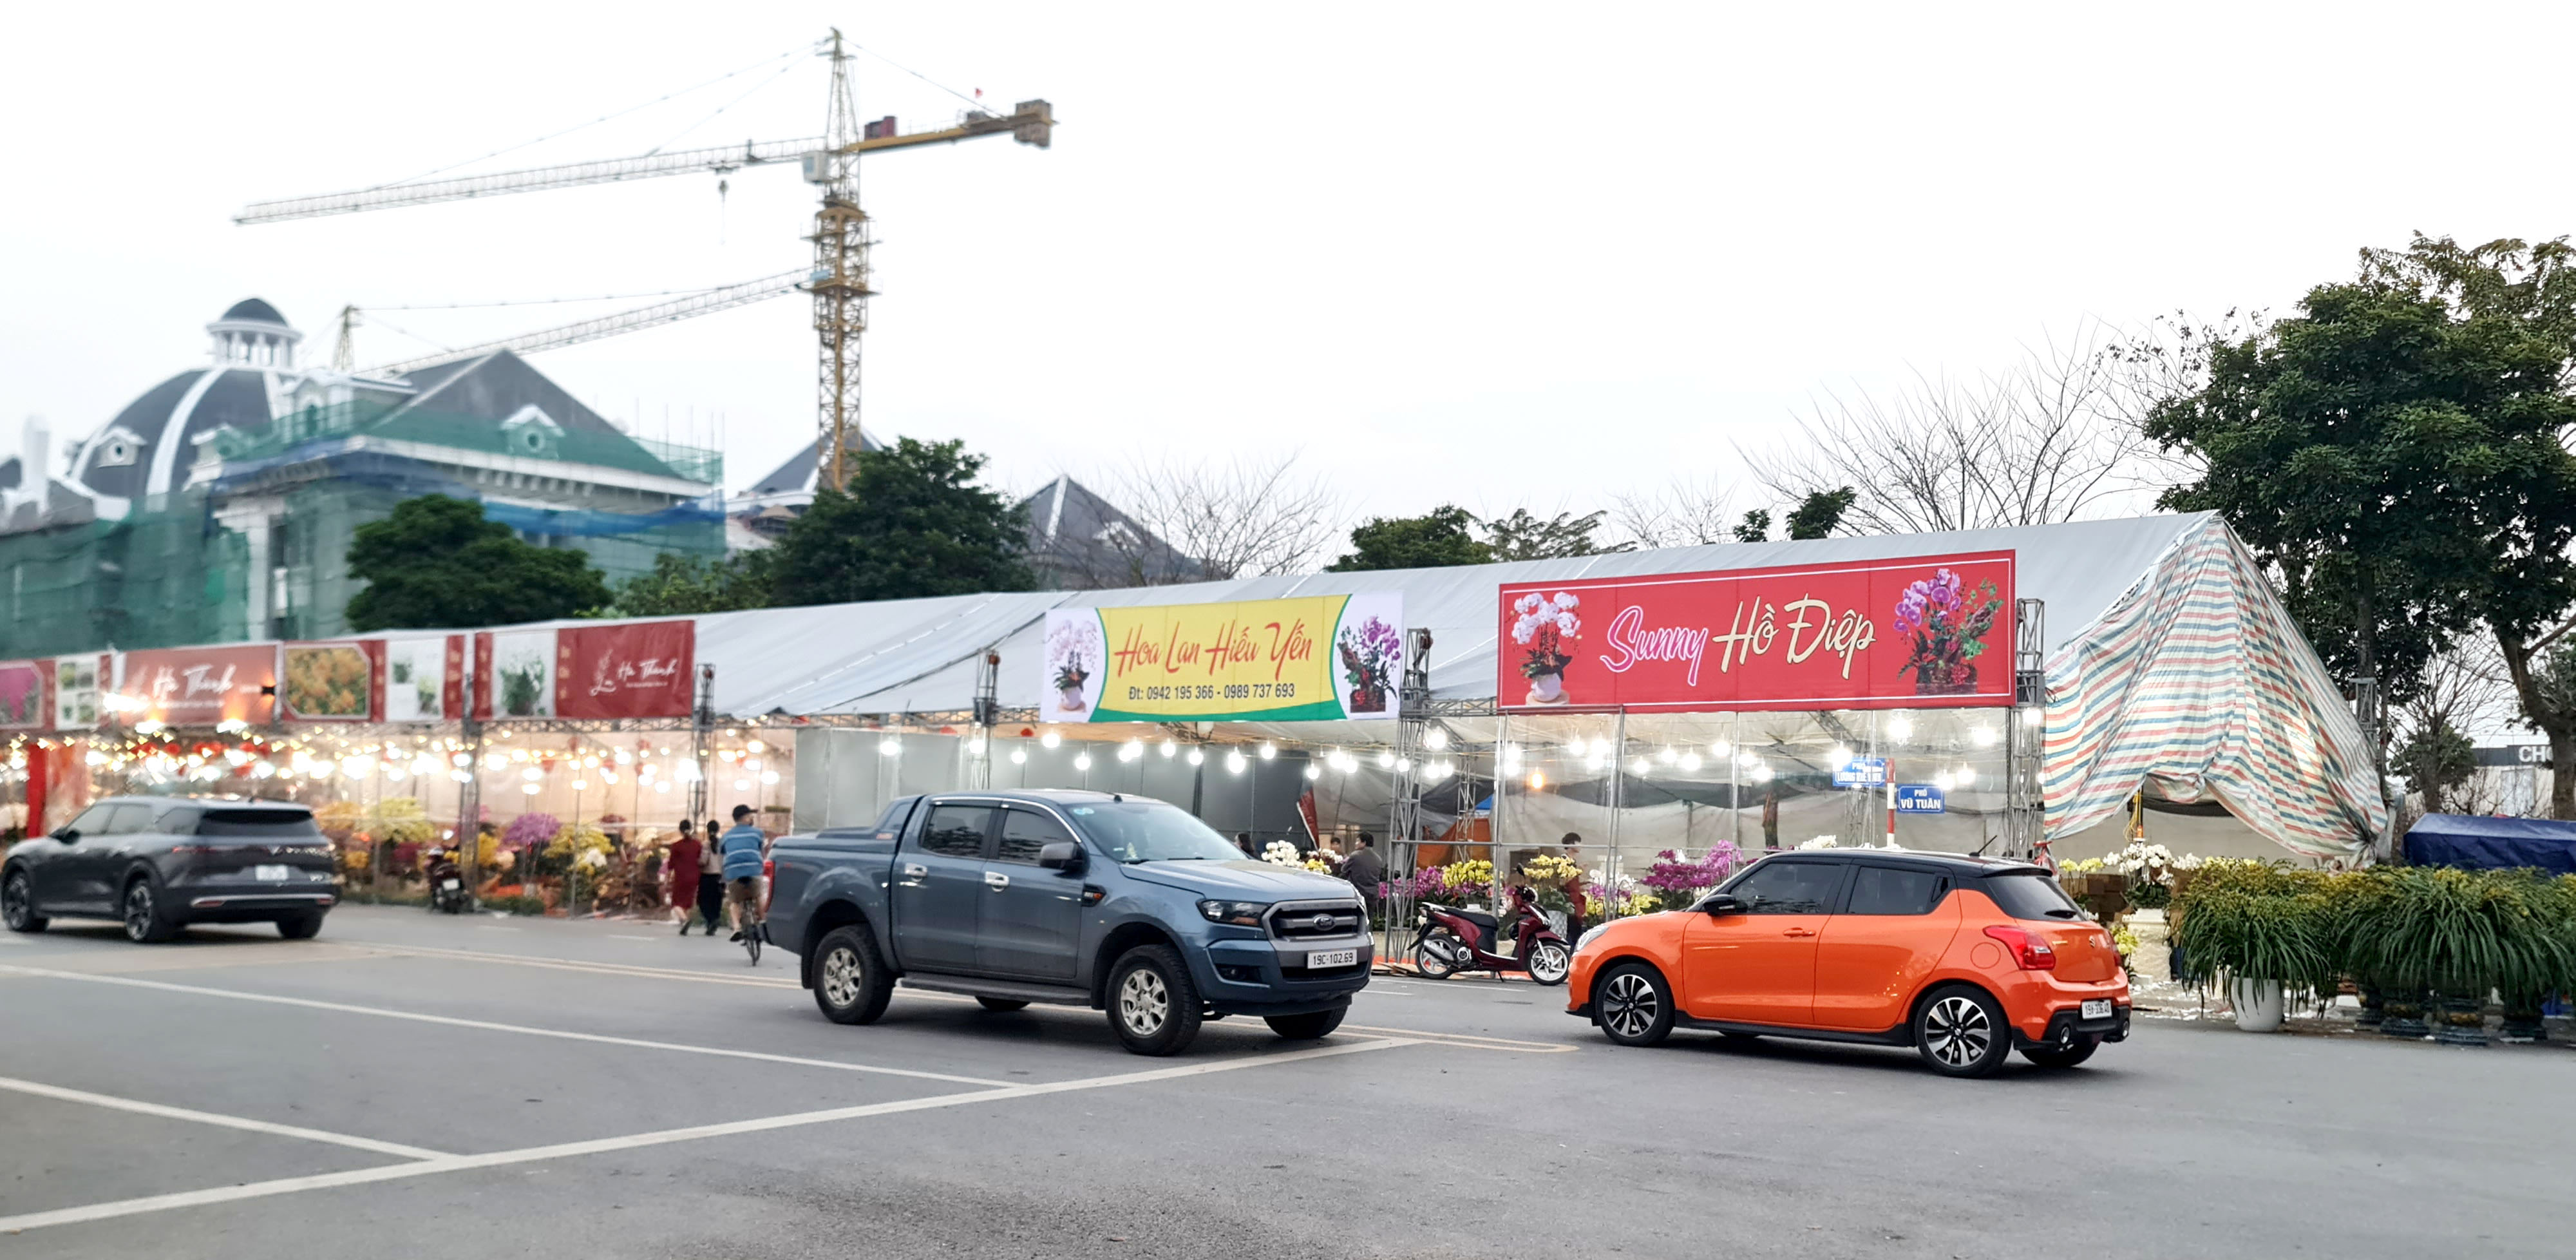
<box><xmin>1266</xmin><ymin>901</ymin><xmax>1365</xmax><ymax>941</ymax></box>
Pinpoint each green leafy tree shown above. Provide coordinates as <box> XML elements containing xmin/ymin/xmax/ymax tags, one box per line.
<box><xmin>1731</xmin><ymin>510</ymin><xmax>1772</xmax><ymax>544</ymax></box>
<box><xmin>2144</xmin><ymin>236</ymin><xmax>2576</xmax><ymax>811</ymax></box>
<box><xmin>770</xmin><ymin>437</ymin><xmax>1034</xmax><ymax>606</ymax></box>
<box><xmin>345</xmin><ymin>495</ymin><xmax>610</xmax><ymax>631</ymax></box>
<box><xmin>610</xmin><ymin>550</ymin><xmax>777</xmax><ymax>616</ymax></box>
<box><xmin>2392</xmin><ymin>718</ymin><xmax>2476</xmax><ymax>815</ymax></box>
<box><xmin>1327</xmin><ymin>505</ymin><xmax>1493</xmax><ymax>571</ymax></box>
<box><xmin>1785</xmin><ymin>488</ymin><xmax>1857</xmax><ymax>540</ymax></box>
<box><xmin>1479</xmin><ymin>508</ymin><xmax>1633</xmax><ymax>562</ymax></box>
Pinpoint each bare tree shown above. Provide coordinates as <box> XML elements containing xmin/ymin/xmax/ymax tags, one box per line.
<box><xmin>1609</xmin><ymin>475</ymin><xmax>1741</xmax><ymax>549</ymax></box>
<box><xmin>1741</xmin><ymin>321</ymin><xmax>2170</xmax><ymax>535</ymax></box>
<box><xmin>1095</xmin><ymin>452</ymin><xmax>1343</xmax><ymax>584</ymax></box>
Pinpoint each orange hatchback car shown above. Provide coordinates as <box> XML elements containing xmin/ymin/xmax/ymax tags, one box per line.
<box><xmin>1567</xmin><ymin>850</ymin><xmax>2130</xmax><ymax>1077</ymax></box>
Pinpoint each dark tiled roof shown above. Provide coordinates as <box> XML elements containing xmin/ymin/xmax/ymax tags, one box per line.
<box><xmin>219</xmin><ymin>298</ymin><xmax>287</xmax><ymax>324</ymax></box>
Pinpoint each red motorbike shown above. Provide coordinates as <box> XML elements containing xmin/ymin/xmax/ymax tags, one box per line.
<box><xmin>1413</xmin><ymin>884</ymin><xmax>1573</xmax><ymax>986</ymax></box>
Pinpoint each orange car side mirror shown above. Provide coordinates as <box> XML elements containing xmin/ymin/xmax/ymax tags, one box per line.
<box><xmin>1702</xmin><ymin>893</ymin><xmax>1746</xmax><ymax>916</ymax></box>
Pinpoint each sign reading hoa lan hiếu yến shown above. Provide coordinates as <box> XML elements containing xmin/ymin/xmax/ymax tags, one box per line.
<box><xmin>1497</xmin><ymin>551</ymin><xmax>2016</xmax><ymax>712</ymax></box>
<box><xmin>1041</xmin><ymin>593</ymin><xmax>1403</xmax><ymax>723</ymax></box>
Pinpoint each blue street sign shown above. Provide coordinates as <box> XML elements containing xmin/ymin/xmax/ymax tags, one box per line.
<box><xmin>1895</xmin><ymin>784</ymin><xmax>1946</xmax><ymax>814</ymax></box>
<box><xmin>1832</xmin><ymin>756</ymin><xmax>1889</xmax><ymax>788</ymax></box>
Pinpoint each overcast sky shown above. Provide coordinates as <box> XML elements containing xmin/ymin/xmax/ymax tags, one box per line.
<box><xmin>8</xmin><ymin>2</ymin><xmax>2572</xmax><ymax>528</ymax></box>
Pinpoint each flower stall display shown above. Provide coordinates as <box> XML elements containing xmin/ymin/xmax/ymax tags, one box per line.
<box><xmin>1891</xmin><ymin>567</ymin><xmax>2005</xmax><ymax>696</ymax></box>
<box><xmin>1336</xmin><ymin>615</ymin><xmax>1401</xmax><ymax>714</ymax></box>
<box><xmin>1260</xmin><ymin>839</ymin><xmax>1303</xmax><ymax>867</ymax></box>
<box><xmin>1638</xmin><ymin>845</ymin><xmax>1739</xmax><ymax>908</ymax></box>
<box><xmin>1509</xmin><ymin>591</ymin><xmax>1582</xmax><ymax>705</ymax></box>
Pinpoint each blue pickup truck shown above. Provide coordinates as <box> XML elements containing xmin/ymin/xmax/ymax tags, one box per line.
<box><xmin>767</xmin><ymin>788</ymin><xmax>1373</xmax><ymax>1055</ymax></box>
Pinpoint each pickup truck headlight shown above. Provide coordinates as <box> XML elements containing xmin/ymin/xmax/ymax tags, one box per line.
<box><xmin>1197</xmin><ymin>899</ymin><xmax>1267</xmax><ymax>927</ymax></box>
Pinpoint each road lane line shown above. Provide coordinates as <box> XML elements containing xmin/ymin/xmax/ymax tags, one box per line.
<box><xmin>0</xmin><ymin>1037</ymin><xmax>1412</xmax><ymax>1234</ymax></box>
<box><xmin>0</xmin><ymin>1074</ymin><xmax>447</xmax><ymax>1160</ymax></box>
<box><xmin>1341</xmin><ymin>1023</ymin><xmax>1573</xmax><ymax>1053</ymax></box>
<box><xmin>0</xmin><ymin>964</ymin><xmax>1009</xmax><ymax>1087</ymax></box>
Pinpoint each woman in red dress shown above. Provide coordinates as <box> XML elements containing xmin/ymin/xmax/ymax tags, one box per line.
<box><xmin>666</xmin><ymin>819</ymin><xmax>703</xmax><ymax>935</ymax></box>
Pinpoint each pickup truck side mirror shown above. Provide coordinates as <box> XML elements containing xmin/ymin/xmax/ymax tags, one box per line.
<box><xmin>1701</xmin><ymin>893</ymin><xmax>1746</xmax><ymax>916</ymax></box>
<box><xmin>1037</xmin><ymin>841</ymin><xmax>1085</xmax><ymax>872</ymax></box>
<box><xmin>51</xmin><ymin>826</ymin><xmax>77</xmax><ymax>843</ymax></box>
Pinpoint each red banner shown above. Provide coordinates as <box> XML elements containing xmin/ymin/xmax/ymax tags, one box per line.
<box><xmin>114</xmin><ymin>644</ymin><xmax>279</xmax><ymax>726</ymax></box>
<box><xmin>0</xmin><ymin>658</ymin><xmax>48</xmax><ymax>730</ymax></box>
<box><xmin>279</xmin><ymin>640</ymin><xmax>387</xmax><ymax>722</ymax></box>
<box><xmin>1497</xmin><ymin>551</ymin><xmax>2016</xmax><ymax>712</ymax></box>
<box><xmin>554</xmin><ymin>621</ymin><xmax>696</xmax><ymax>720</ymax></box>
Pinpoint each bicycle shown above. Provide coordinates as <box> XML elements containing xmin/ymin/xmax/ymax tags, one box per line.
<box><xmin>742</xmin><ymin>919</ymin><xmax>766</xmax><ymax>966</ymax></box>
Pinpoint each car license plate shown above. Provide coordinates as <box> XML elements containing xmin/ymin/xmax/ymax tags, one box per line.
<box><xmin>441</xmin><ymin>879</ymin><xmax>462</xmax><ymax>891</ymax></box>
<box><xmin>2081</xmin><ymin>998</ymin><xmax>2113</xmax><ymax>1020</ymax></box>
<box><xmin>1306</xmin><ymin>949</ymin><xmax>1358</xmax><ymax>969</ymax></box>
<box><xmin>254</xmin><ymin>864</ymin><xmax>291</xmax><ymax>883</ymax></box>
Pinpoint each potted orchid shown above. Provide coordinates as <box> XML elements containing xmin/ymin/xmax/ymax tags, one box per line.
<box><xmin>1893</xmin><ymin>568</ymin><xmax>2004</xmax><ymax>696</ymax></box>
<box><xmin>1336</xmin><ymin>616</ymin><xmax>1401</xmax><ymax>713</ymax></box>
<box><xmin>1510</xmin><ymin>591</ymin><xmax>1582</xmax><ymax>703</ymax></box>
<box><xmin>1046</xmin><ymin>617</ymin><xmax>1100</xmax><ymax>713</ymax></box>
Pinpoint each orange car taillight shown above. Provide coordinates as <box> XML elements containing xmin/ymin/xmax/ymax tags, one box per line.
<box><xmin>1983</xmin><ymin>924</ymin><xmax>2057</xmax><ymax>970</ymax></box>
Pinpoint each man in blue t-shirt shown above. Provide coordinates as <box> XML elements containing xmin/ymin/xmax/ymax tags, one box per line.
<box><xmin>717</xmin><ymin>804</ymin><xmax>768</xmax><ymax>942</ymax></box>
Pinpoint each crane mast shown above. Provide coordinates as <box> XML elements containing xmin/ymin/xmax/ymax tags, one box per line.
<box><xmin>811</xmin><ymin>30</ymin><xmax>870</xmax><ymax>492</ymax></box>
<box><xmin>232</xmin><ymin>32</ymin><xmax>1054</xmax><ymax>493</ymax></box>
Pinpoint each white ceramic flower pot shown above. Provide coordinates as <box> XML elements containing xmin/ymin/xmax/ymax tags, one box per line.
<box><xmin>1057</xmin><ymin>686</ymin><xmax>1084</xmax><ymax>711</ymax></box>
<box><xmin>2231</xmin><ymin>977</ymin><xmax>2286</xmax><ymax>1033</ymax></box>
<box><xmin>1531</xmin><ymin>673</ymin><xmax>1564</xmax><ymax>702</ymax></box>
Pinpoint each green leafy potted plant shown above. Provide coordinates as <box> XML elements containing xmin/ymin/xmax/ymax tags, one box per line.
<box><xmin>2171</xmin><ymin>885</ymin><xmax>2327</xmax><ymax>1033</ymax></box>
<box><xmin>2356</xmin><ymin>868</ymin><xmax>2557</xmax><ymax>1048</ymax></box>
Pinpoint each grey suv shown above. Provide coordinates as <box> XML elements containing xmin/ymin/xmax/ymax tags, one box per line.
<box><xmin>3</xmin><ymin>796</ymin><xmax>338</xmax><ymax>942</ymax></box>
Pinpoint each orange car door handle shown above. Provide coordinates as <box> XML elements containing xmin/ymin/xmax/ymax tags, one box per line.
<box><xmin>1781</xmin><ymin>928</ymin><xmax>1815</xmax><ymax>937</ymax></box>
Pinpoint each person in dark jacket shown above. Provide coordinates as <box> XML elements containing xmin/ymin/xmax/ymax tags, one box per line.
<box><xmin>667</xmin><ymin>820</ymin><xmax>703</xmax><ymax>935</ymax></box>
<box><xmin>695</xmin><ymin>817</ymin><xmax>726</xmax><ymax>935</ymax></box>
<box><xmin>1343</xmin><ymin>832</ymin><xmax>1387</xmax><ymax>908</ymax></box>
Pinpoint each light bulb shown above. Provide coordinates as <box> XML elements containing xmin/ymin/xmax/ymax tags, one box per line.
<box><xmin>1159</xmin><ymin>740</ymin><xmax>1176</xmax><ymax>758</ymax></box>
<box><xmin>1955</xmin><ymin>767</ymin><xmax>1976</xmax><ymax>788</ymax></box>
<box><xmin>1425</xmin><ymin>728</ymin><xmax>1448</xmax><ymax>750</ymax></box>
<box><xmin>1657</xmin><ymin>746</ymin><xmax>1678</xmax><ymax>764</ymax></box>
<box><xmin>1040</xmin><ymin>731</ymin><xmax>1062</xmax><ymax>749</ymax></box>
<box><xmin>451</xmin><ymin>752</ymin><xmax>472</xmax><ymax>768</ymax></box>
<box><xmin>1376</xmin><ymin>750</ymin><xmax>1395</xmax><ymax>770</ymax></box>
<box><xmin>1528</xmin><ymin>770</ymin><xmax>1548</xmax><ymax>790</ymax></box>
<box><xmin>1828</xmin><ymin>745</ymin><xmax>1852</xmax><ymax>768</ymax></box>
<box><xmin>1186</xmin><ymin>749</ymin><xmax>1204</xmax><ymax>766</ymax></box>
<box><xmin>522</xmin><ymin>767</ymin><xmax>542</xmax><ymax>782</ymax></box>
<box><xmin>733</xmin><ymin>778</ymin><xmax>750</xmax><ymax>791</ymax></box>
<box><xmin>654</xmin><ymin>781</ymin><xmax>672</xmax><ymax>793</ymax></box>
<box><xmin>520</xmin><ymin>783</ymin><xmax>540</xmax><ymax>796</ymax></box>
<box><xmin>1710</xmin><ymin>740</ymin><xmax>1732</xmax><ymax>758</ymax></box>
<box><xmin>746</xmin><ymin>739</ymin><xmax>766</xmax><ymax>755</ymax></box>
<box><xmin>1303</xmin><ymin>763</ymin><xmax>1321</xmax><ymax>779</ymax></box>
<box><xmin>1630</xmin><ymin>757</ymin><xmax>1650</xmax><ymax>776</ymax></box>
<box><xmin>1258</xmin><ymin>742</ymin><xmax>1276</xmax><ymax>760</ymax></box>
<box><xmin>1224</xmin><ymin>750</ymin><xmax>1247</xmax><ymax>774</ymax></box>
<box><xmin>1971</xmin><ymin>726</ymin><xmax>2000</xmax><ymax>748</ymax></box>
<box><xmin>1754</xmin><ymin>765</ymin><xmax>1776</xmax><ymax>782</ymax></box>
<box><xmin>1887</xmin><ymin>716</ymin><xmax>1913</xmax><ymax>741</ymax></box>
<box><xmin>571</xmin><ymin>779</ymin><xmax>589</xmax><ymax>791</ymax></box>
<box><xmin>761</xmin><ymin>771</ymin><xmax>780</xmax><ymax>785</ymax></box>
<box><xmin>1074</xmin><ymin>752</ymin><xmax>1093</xmax><ymax>770</ymax></box>
<box><xmin>1680</xmin><ymin>752</ymin><xmax>1703</xmax><ymax>772</ymax></box>
<box><xmin>878</xmin><ymin>738</ymin><xmax>901</xmax><ymax>757</ymax></box>
<box><xmin>1010</xmin><ymin>749</ymin><xmax>1028</xmax><ymax>765</ymax></box>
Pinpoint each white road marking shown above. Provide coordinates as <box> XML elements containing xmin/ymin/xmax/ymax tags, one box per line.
<box><xmin>0</xmin><ymin>1074</ymin><xmax>447</xmax><ymax>1160</ymax></box>
<box><xmin>348</xmin><ymin>941</ymin><xmax>797</xmax><ymax>989</ymax></box>
<box><xmin>0</xmin><ymin>1036</ymin><xmax>1412</xmax><ymax>1234</ymax></box>
<box><xmin>0</xmin><ymin>964</ymin><xmax>1009</xmax><ymax>1087</ymax></box>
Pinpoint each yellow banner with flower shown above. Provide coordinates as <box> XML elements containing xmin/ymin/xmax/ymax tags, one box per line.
<box><xmin>1040</xmin><ymin>593</ymin><xmax>1403</xmax><ymax>723</ymax></box>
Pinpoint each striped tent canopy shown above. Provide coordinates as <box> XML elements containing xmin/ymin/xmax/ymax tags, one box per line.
<box><xmin>2041</xmin><ymin>515</ymin><xmax>2387</xmax><ymax>860</ymax></box>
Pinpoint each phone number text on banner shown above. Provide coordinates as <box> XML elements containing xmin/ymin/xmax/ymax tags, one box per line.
<box><xmin>1497</xmin><ymin>551</ymin><xmax>2016</xmax><ymax>712</ymax></box>
<box><xmin>1042</xmin><ymin>594</ymin><xmax>1403</xmax><ymax>723</ymax></box>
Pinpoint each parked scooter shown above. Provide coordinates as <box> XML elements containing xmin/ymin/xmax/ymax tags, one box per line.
<box><xmin>1414</xmin><ymin>883</ymin><xmax>1572</xmax><ymax>985</ymax></box>
<box><xmin>425</xmin><ymin>847</ymin><xmax>471</xmax><ymax>914</ymax></box>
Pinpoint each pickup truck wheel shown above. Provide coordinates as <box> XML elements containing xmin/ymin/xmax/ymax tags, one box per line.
<box><xmin>1264</xmin><ymin>1004</ymin><xmax>1347</xmax><ymax>1041</ymax></box>
<box><xmin>813</xmin><ymin>926</ymin><xmax>893</xmax><ymax>1026</ymax></box>
<box><xmin>976</xmin><ymin>997</ymin><xmax>1030</xmax><ymax>1013</ymax></box>
<box><xmin>1108</xmin><ymin>944</ymin><xmax>1203</xmax><ymax>1056</ymax></box>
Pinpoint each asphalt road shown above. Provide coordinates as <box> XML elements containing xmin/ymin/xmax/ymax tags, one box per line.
<box><xmin>0</xmin><ymin>905</ymin><xmax>2566</xmax><ymax>1259</ymax></box>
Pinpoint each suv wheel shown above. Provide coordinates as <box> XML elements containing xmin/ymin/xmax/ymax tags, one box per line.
<box><xmin>123</xmin><ymin>878</ymin><xmax>176</xmax><ymax>944</ymax></box>
<box><xmin>1594</xmin><ymin>962</ymin><xmax>1674</xmax><ymax>1047</ymax></box>
<box><xmin>1914</xmin><ymin>985</ymin><xmax>2011</xmax><ymax>1078</ymax></box>
<box><xmin>812</xmin><ymin>926</ymin><xmax>893</xmax><ymax>1026</ymax></box>
<box><xmin>1264</xmin><ymin>1004</ymin><xmax>1347</xmax><ymax>1040</ymax></box>
<box><xmin>1108</xmin><ymin>944</ymin><xmax>1204</xmax><ymax>1056</ymax></box>
<box><xmin>1</xmin><ymin>870</ymin><xmax>45</xmax><ymax>933</ymax></box>
<box><xmin>276</xmin><ymin>912</ymin><xmax>325</xmax><ymax>940</ymax></box>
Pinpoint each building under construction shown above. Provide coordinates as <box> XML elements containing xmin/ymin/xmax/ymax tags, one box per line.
<box><xmin>0</xmin><ymin>299</ymin><xmax>726</xmax><ymax>654</ymax></box>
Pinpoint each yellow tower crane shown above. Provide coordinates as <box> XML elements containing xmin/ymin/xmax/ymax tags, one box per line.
<box><xmin>238</xmin><ymin>32</ymin><xmax>1052</xmax><ymax>490</ymax></box>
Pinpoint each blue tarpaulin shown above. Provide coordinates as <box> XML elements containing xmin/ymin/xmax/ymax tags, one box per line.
<box><xmin>2404</xmin><ymin>814</ymin><xmax>2576</xmax><ymax>875</ymax></box>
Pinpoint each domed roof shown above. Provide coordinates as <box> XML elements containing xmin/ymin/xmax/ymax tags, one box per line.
<box><xmin>220</xmin><ymin>298</ymin><xmax>287</xmax><ymax>325</ymax></box>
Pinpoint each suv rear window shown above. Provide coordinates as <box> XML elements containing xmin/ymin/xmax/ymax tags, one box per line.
<box><xmin>1982</xmin><ymin>872</ymin><xmax>2083</xmax><ymax>921</ymax></box>
<box><xmin>197</xmin><ymin>808</ymin><xmax>323</xmax><ymax>839</ymax></box>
